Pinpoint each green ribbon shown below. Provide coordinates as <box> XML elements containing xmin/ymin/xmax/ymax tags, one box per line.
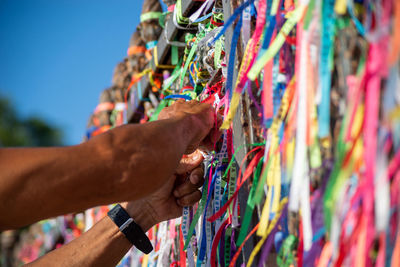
<box><xmin>140</xmin><ymin>11</ymin><xmax>163</xmax><ymax>23</ymax></box>
<box><xmin>149</xmin><ymin>100</ymin><xmax>168</xmax><ymax>122</ymax></box>
<box><xmin>162</xmin><ymin>63</ymin><xmax>182</xmax><ymax>91</ymax></box>
<box><xmin>277</xmin><ymin>234</ymin><xmax>298</xmax><ymax>267</ymax></box>
<box><xmin>194</xmin><ymin>84</ymin><xmax>203</xmax><ymax>96</ymax></box>
<box><xmin>158</xmin><ymin>12</ymin><xmax>170</xmax><ymax>28</ymax></box>
<box><xmin>252</xmin><ymin>151</ymin><xmax>275</xmax><ymax>205</ymax></box>
<box><xmin>224</xmin><ymin>226</ymin><xmax>232</xmax><ymax>267</ymax></box>
<box><xmin>171</xmin><ymin>44</ymin><xmax>179</xmax><ymax>66</ymax></box>
<box><xmin>214</xmin><ymin>38</ymin><xmax>223</xmax><ymax>69</ymax></box>
<box><xmin>303</xmin><ymin>0</ymin><xmax>316</xmax><ymax>30</ymax></box>
<box><xmin>180</xmin><ymin>42</ymin><xmax>198</xmax><ymax>89</ymax></box>
<box><xmin>309</xmin><ymin>139</ymin><xmax>322</xmax><ymax>169</ymax></box>
<box><xmin>236</xmin><ymin>156</ymin><xmax>264</xmax><ymax>246</ymax></box>
<box><xmin>175</xmin><ymin>0</ymin><xmax>199</xmax><ymax>25</ymax></box>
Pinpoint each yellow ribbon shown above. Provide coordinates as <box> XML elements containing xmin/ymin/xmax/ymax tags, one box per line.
<box><xmin>141</xmin><ymin>254</ymin><xmax>149</xmax><ymax>267</ymax></box>
<box><xmin>153</xmin><ymin>46</ymin><xmax>177</xmax><ymax>69</ymax></box>
<box><xmin>334</xmin><ymin>0</ymin><xmax>348</xmax><ymax>15</ymax></box>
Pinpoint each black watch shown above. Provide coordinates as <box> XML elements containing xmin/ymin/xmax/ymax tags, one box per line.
<box><xmin>107</xmin><ymin>204</ymin><xmax>153</xmax><ymax>254</ymax></box>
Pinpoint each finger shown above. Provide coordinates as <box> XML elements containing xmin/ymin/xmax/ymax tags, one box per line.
<box><xmin>184</xmin><ymin>142</ymin><xmax>200</xmax><ymax>155</ymax></box>
<box><xmin>173</xmin><ymin>182</ymin><xmax>197</xmax><ymax>198</ymax></box>
<box><xmin>175</xmin><ymin>173</ymin><xmax>187</xmax><ymax>185</ymax></box>
<box><xmin>199</xmin><ymin>131</ymin><xmax>222</xmax><ymax>152</ymax></box>
<box><xmin>173</xmin><ymin>175</ymin><xmax>205</xmax><ymax>198</ymax></box>
<box><xmin>177</xmin><ymin>190</ymin><xmax>202</xmax><ymax>207</ymax></box>
<box><xmin>176</xmin><ymin>150</ymin><xmax>203</xmax><ymax>174</ymax></box>
<box><xmin>199</xmin><ymin>134</ymin><xmax>215</xmax><ymax>151</ymax></box>
<box><xmin>189</xmin><ymin>165</ymin><xmax>204</xmax><ymax>185</ymax></box>
<box><xmin>174</xmin><ymin>165</ymin><xmax>203</xmax><ymax>191</ymax></box>
<box><xmin>199</xmin><ymin>113</ymin><xmax>223</xmax><ymax>151</ymax></box>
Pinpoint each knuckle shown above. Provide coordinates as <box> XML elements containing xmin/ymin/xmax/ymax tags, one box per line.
<box><xmin>177</xmin><ymin>185</ymin><xmax>188</xmax><ymax>196</ymax></box>
<box><xmin>180</xmin><ymin>198</ymin><xmax>190</xmax><ymax>206</ymax></box>
<box><xmin>175</xmin><ymin>187</ymin><xmax>183</xmax><ymax>196</ymax></box>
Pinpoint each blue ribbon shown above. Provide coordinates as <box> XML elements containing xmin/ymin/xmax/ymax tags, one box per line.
<box><xmin>347</xmin><ymin>2</ymin><xmax>365</xmax><ymax>37</ymax></box>
<box><xmin>226</xmin><ymin>14</ymin><xmax>243</xmax><ymax>100</ymax></box>
<box><xmin>210</xmin><ymin>0</ymin><xmax>255</xmax><ymax>45</ymax></box>
<box><xmin>194</xmin><ymin>12</ymin><xmax>213</xmax><ymax>23</ymax></box>
<box><xmin>318</xmin><ymin>0</ymin><xmax>335</xmax><ymax>138</ymax></box>
<box><xmin>258</xmin><ymin>15</ymin><xmax>276</xmax><ymax>58</ymax></box>
<box><xmin>164</xmin><ymin>94</ymin><xmax>192</xmax><ymax>101</ymax></box>
<box><xmin>188</xmin><ymin>63</ymin><xmax>196</xmax><ymax>86</ymax></box>
<box><xmin>85</xmin><ymin>126</ymin><xmax>97</xmax><ymax>139</ymax></box>
<box><xmin>145</xmin><ymin>40</ymin><xmax>158</xmax><ymax>50</ymax></box>
<box><xmin>197</xmin><ymin>169</ymin><xmax>218</xmax><ymax>266</ymax></box>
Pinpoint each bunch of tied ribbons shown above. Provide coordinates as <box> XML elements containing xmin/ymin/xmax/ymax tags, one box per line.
<box><xmin>117</xmin><ymin>0</ymin><xmax>400</xmax><ymax>266</ymax></box>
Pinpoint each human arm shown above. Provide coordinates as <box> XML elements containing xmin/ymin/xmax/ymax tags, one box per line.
<box><xmin>27</xmin><ymin>156</ymin><xmax>205</xmax><ymax>267</ymax></box>
<box><xmin>0</xmin><ymin>101</ymin><xmax>214</xmax><ymax>230</ymax></box>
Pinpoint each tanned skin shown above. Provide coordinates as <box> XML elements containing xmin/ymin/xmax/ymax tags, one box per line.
<box><xmin>0</xmin><ymin>100</ymin><xmax>219</xmax><ymax>266</ymax></box>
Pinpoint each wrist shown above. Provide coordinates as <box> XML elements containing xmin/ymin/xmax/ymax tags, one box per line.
<box><xmin>108</xmin><ymin>204</ymin><xmax>154</xmax><ymax>254</ymax></box>
<box><xmin>121</xmin><ymin>202</ymin><xmax>155</xmax><ymax>232</ymax></box>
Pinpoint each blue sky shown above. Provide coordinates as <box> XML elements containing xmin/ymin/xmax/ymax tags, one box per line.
<box><xmin>0</xmin><ymin>0</ymin><xmax>143</xmax><ymax>145</ymax></box>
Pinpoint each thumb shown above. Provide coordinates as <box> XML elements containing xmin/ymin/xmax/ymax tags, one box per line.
<box><xmin>176</xmin><ymin>150</ymin><xmax>204</xmax><ymax>174</ymax></box>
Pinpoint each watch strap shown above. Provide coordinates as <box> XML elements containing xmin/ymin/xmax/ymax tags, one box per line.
<box><xmin>107</xmin><ymin>204</ymin><xmax>153</xmax><ymax>254</ymax></box>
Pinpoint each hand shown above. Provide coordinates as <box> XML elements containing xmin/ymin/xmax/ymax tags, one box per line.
<box><xmin>158</xmin><ymin>100</ymin><xmax>221</xmax><ymax>153</ymax></box>
<box><xmin>122</xmin><ymin>150</ymin><xmax>205</xmax><ymax>231</ymax></box>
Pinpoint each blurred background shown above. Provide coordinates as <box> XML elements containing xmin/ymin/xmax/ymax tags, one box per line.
<box><xmin>0</xmin><ymin>0</ymin><xmax>142</xmax><ymax>146</ymax></box>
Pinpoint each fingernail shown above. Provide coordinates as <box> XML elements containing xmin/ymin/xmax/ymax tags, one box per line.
<box><xmin>192</xmin><ymin>153</ymin><xmax>200</xmax><ymax>160</ymax></box>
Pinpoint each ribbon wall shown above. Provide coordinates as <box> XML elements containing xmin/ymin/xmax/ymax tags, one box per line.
<box><xmin>105</xmin><ymin>0</ymin><xmax>400</xmax><ymax>265</ymax></box>
<box><xmin>12</xmin><ymin>0</ymin><xmax>400</xmax><ymax>266</ymax></box>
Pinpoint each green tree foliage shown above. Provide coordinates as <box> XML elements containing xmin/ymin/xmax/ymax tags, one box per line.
<box><xmin>0</xmin><ymin>96</ymin><xmax>63</xmax><ymax>147</ymax></box>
